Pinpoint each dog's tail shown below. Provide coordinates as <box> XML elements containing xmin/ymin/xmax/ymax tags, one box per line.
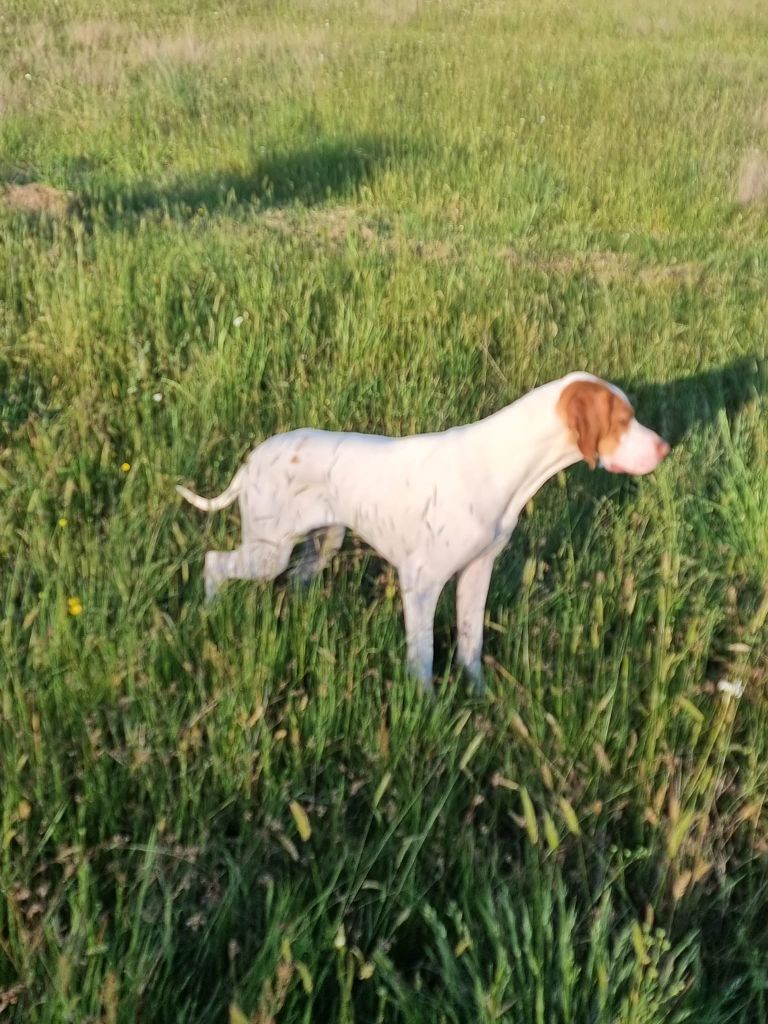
<box><xmin>176</xmin><ymin>472</ymin><xmax>241</xmax><ymax>513</ymax></box>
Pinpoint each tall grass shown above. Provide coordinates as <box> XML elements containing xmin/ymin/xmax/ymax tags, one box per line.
<box><xmin>1</xmin><ymin>0</ymin><xmax>766</xmax><ymax>1020</ymax></box>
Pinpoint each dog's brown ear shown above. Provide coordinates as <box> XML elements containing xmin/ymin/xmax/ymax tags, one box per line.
<box><xmin>558</xmin><ymin>382</ymin><xmax>610</xmax><ymax>469</ymax></box>
<box><xmin>570</xmin><ymin>394</ymin><xmax>599</xmax><ymax>468</ymax></box>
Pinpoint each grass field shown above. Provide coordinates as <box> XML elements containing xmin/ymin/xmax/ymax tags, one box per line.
<box><xmin>1</xmin><ymin>0</ymin><xmax>767</xmax><ymax>1020</ymax></box>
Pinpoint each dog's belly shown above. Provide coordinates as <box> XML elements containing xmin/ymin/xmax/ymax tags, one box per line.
<box><xmin>328</xmin><ymin>465</ymin><xmax>500</xmax><ymax>576</ymax></box>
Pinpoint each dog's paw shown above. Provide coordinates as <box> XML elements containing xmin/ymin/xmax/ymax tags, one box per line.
<box><xmin>203</xmin><ymin>552</ymin><xmax>221</xmax><ymax>602</ymax></box>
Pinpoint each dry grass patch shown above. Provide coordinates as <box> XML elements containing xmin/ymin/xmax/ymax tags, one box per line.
<box><xmin>259</xmin><ymin>207</ymin><xmax>462</xmax><ymax>261</ymax></box>
<box><xmin>131</xmin><ymin>29</ymin><xmax>214</xmax><ymax>67</ymax></box>
<box><xmin>66</xmin><ymin>19</ymin><xmax>129</xmax><ymax>49</ymax></box>
<box><xmin>255</xmin><ymin>220</ymin><xmax>704</xmax><ymax>280</ymax></box>
<box><xmin>2</xmin><ymin>182</ymin><xmax>77</xmax><ymax>219</ymax></box>
<box><xmin>502</xmin><ymin>248</ymin><xmax>707</xmax><ymax>288</ymax></box>
<box><xmin>735</xmin><ymin>148</ymin><xmax>768</xmax><ymax>205</ymax></box>
<box><xmin>262</xmin><ymin>206</ymin><xmax>381</xmax><ymax>245</ymax></box>
<box><xmin>364</xmin><ymin>0</ymin><xmax>426</xmax><ymax>26</ymax></box>
<box><xmin>0</xmin><ymin>18</ymin><xmax>335</xmax><ymax>110</ymax></box>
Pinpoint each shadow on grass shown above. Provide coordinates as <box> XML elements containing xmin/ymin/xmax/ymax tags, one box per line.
<box><xmin>87</xmin><ymin>137</ymin><xmax>395</xmax><ymax>224</ymax></box>
<box><xmin>486</xmin><ymin>353</ymin><xmax>766</xmax><ymax>612</ymax></box>
<box><xmin>619</xmin><ymin>352</ymin><xmax>767</xmax><ymax>448</ymax></box>
<box><xmin>556</xmin><ymin>352</ymin><xmax>767</xmax><ymax>511</ymax></box>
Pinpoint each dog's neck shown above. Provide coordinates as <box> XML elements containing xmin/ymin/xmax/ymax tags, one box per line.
<box><xmin>459</xmin><ymin>376</ymin><xmax>586</xmax><ymax>527</ymax></box>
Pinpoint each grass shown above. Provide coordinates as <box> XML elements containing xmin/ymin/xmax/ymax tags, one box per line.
<box><xmin>1</xmin><ymin>0</ymin><xmax>767</xmax><ymax>1020</ymax></box>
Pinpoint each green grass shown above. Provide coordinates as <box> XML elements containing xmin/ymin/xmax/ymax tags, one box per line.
<box><xmin>1</xmin><ymin>0</ymin><xmax>767</xmax><ymax>1020</ymax></box>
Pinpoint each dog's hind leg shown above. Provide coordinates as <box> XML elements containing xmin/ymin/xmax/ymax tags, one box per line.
<box><xmin>204</xmin><ymin>540</ymin><xmax>293</xmax><ymax>601</ymax></box>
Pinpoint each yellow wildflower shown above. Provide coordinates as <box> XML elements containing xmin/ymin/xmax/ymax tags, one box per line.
<box><xmin>67</xmin><ymin>596</ymin><xmax>83</xmax><ymax>616</ymax></box>
<box><xmin>120</xmin><ymin>462</ymin><xmax>131</xmax><ymax>473</ymax></box>
<box><xmin>58</xmin><ymin>517</ymin><xmax>68</xmax><ymax>528</ymax></box>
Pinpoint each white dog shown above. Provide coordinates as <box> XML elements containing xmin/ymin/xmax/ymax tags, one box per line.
<box><xmin>177</xmin><ymin>372</ymin><xmax>669</xmax><ymax>692</ymax></box>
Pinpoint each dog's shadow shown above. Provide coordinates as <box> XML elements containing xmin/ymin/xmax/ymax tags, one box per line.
<box><xmin>481</xmin><ymin>353</ymin><xmax>767</xmax><ymax>620</ymax></box>
<box><xmin>619</xmin><ymin>354</ymin><xmax>766</xmax><ymax>448</ymax></box>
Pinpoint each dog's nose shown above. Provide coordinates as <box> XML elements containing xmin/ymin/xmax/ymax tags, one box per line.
<box><xmin>657</xmin><ymin>438</ymin><xmax>670</xmax><ymax>460</ymax></box>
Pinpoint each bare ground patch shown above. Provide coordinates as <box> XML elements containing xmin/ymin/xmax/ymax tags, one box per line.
<box><xmin>735</xmin><ymin>148</ymin><xmax>768</xmax><ymax>205</ymax></box>
<box><xmin>1</xmin><ymin>183</ymin><xmax>78</xmax><ymax>219</ymax></box>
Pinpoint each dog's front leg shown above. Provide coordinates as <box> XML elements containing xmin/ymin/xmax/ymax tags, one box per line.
<box><xmin>455</xmin><ymin>544</ymin><xmax>502</xmax><ymax>693</ymax></box>
<box><xmin>400</xmin><ymin>574</ymin><xmax>444</xmax><ymax>694</ymax></box>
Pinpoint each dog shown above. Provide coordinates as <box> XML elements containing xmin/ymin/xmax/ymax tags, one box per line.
<box><xmin>177</xmin><ymin>372</ymin><xmax>670</xmax><ymax>692</ymax></box>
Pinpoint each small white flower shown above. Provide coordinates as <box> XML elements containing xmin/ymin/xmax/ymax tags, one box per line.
<box><xmin>233</xmin><ymin>315</ymin><xmax>244</xmax><ymax>327</ymax></box>
<box><xmin>24</xmin><ymin>73</ymin><xmax>32</xmax><ymax>81</ymax></box>
<box><xmin>152</xmin><ymin>392</ymin><xmax>163</xmax><ymax>402</ymax></box>
<box><xmin>717</xmin><ymin>679</ymin><xmax>744</xmax><ymax>699</ymax></box>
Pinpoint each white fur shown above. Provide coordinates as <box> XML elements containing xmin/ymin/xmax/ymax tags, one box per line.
<box><xmin>177</xmin><ymin>372</ymin><xmax>667</xmax><ymax>693</ymax></box>
<box><xmin>599</xmin><ymin>419</ymin><xmax>669</xmax><ymax>475</ymax></box>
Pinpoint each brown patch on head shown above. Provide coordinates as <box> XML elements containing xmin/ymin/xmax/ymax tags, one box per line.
<box><xmin>290</xmin><ymin>454</ymin><xmax>300</xmax><ymax>464</ymax></box>
<box><xmin>556</xmin><ymin>380</ymin><xmax>633</xmax><ymax>469</ymax></box>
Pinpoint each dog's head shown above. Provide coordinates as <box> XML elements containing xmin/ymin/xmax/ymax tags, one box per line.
<box><xmin>557</xmin><ymin>378</ymin><xmax>670</xmax><ymax>475</ymax></box>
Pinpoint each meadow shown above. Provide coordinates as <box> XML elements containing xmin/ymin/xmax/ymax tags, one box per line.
<box><xmin>1</xmin><ymin>0</ymin><xmax>767</xmax><ymax>1020</ymax></box>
